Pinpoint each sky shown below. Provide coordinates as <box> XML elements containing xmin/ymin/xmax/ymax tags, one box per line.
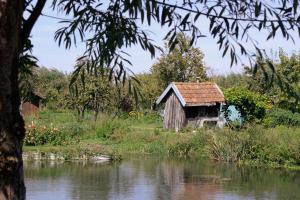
<box><xmin>30</xmin><ymin>2</ymin><xmax>300</xmax><ymax>76</ymax></box>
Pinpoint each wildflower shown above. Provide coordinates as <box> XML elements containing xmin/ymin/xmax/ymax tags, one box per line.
<box><xmin>31</xmin><ymin>121</ymin><xmax>36</xmax><ymax>129</ymax></box>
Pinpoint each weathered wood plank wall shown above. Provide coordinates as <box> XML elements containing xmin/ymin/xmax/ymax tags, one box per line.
<box><xmin>20</xmin><ymin>102</ymin><xmax>39</xmax><ymax>117</ymax></box>
<box><xmin>163</xmin><ymin>92</ymin><xmax>186</xmax><ymax>131</ymax></box>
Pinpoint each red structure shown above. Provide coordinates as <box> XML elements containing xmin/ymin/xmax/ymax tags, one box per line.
<box><xmin>20</xmin><ymin>93</ymin><xmax>44</xmax><ymax>117</ymax></box>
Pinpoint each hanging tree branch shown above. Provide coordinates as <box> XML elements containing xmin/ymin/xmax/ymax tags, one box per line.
<box><xmin>21</xmin><ymin>0</ymin><xmax>47</xmax><ymax>49</ymax></box>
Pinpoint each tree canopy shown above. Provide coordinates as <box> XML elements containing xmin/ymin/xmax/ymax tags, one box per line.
<box><xmin>223</xmin><ymin>87</ymin><xmax>272</xmax><ymax>123</ymax></box>
<box><xmin>151</xmin><ymin>33</ymin><xmax>207</xmax><ymax>89</ymax></box>
<box><xmin>246</xmin><ymin>50</ymin><xmax>300</xmax><ymax>112</ymax></box>
<box><xmin>24</xmin><ymin>0</ymin><xmax>300</xmax><ymax>80</ymax></box>
<box><xmin>2</xmin><ymin>0</ymin><xmax>300</xmax><ymax>199</ymax></box>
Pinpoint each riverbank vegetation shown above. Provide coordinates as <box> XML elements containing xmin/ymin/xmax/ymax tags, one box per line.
<box><xmin>23</xmin><ymin>109</ymin><xmax>300</xmax><ymax>170</ymax></box>
<box><xmin>21</xmin><ymin>36</ymin><xmax>300</xmax><ymax>169</ymax></box>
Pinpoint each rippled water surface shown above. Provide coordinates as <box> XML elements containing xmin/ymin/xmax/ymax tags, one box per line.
<box><xmin>25</xmin><ymin>156</ymin><xmax>300</xmax><ymax>200</ymax></box>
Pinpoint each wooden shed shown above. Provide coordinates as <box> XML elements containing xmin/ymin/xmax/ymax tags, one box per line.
<box><xmin>156</xmin><ymin>82</ymin><xmax>225</xmax><ymax>131</ymax></box>
<box><xmin>20</xmin><ymin>92</ymin><xmax>44</xmax><ymax>117</ymax></box>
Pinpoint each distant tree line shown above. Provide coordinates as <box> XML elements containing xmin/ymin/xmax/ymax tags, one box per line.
<box><xmin>20</xmin><ymin>34</ymin><xmax>209</xmax><ymax>118</ymax></box>
<box><xmin>20</xmin><ymin>36</ymin><xmax>300</xmax><ymax>126</ymax></box>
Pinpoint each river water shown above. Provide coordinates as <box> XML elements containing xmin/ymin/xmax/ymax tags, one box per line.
<box><xmin>25</xmin><ymin>156</ymin><xmax>300</xmax><ymax>200</ymax></box>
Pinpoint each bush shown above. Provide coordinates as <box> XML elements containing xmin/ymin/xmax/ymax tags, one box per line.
<box><xmin>168</xmin><ymin>139</ymin><xmax>194</xmax><ymax>157</ymax></box>
<box><xmin>24</xmin><ymin>121</ymin><xmax>80</xmax><ymax>146</ymax></box>
<box><xmin>263</xmin><ymin>108</ymin><xmax>300</xmax><ymax>127</ymax></box>
<box><xmin>167</xmin><ymin>131</ymin><xmax>208</xmax><ymax>157</ymax></box>
<box><xmin>206</xmin><ymin>128</ymin><xmax>257</xmax><ymax>162</ymax></box>
<box><xmin>204</xmin><ymin>126</ymin><xmax>300</xmax><ymax>167</ymax></box>
<box><xmin>224</xmin><ymin>87</ymin><xmax>272</xmax><ymax>123</ymax></box>
<box><xmin>246</xmin><ymin>126</ymin><xmax>300</xmax><ymax>166</ymax></box>
<box><xmin>95</xmin><ymin>120</ymin><xmax>129</xmax><ymax>139</ymax></box>
<box><xmin>63</xmin><ymin>122</ymin><xmax>86</xmax><ymax>136</ymax></box>
<box><xmin>127</xmin><ymin>110</ymin><xmax>162</xmax><ymax>124</ymax></box>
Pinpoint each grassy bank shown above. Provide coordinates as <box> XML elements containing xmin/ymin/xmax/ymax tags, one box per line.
<box><xmin>23</xmin><ymin>109</ymin><xmax>300</xmax><ymax>169</ymax></box>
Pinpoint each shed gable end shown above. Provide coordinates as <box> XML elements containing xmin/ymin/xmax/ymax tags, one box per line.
<box><xmin>163</xmin><ymin>92</ymin><xmax>187</xmax><ymax>131</ymax></box>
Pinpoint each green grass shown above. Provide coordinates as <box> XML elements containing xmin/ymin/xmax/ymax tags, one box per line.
<box><xmin>23</xmin><ymin>109</ymin><xmax>300</xmax><ymax>170</ymax></box>
<box><xmin>24</xmin><ymin>109</ymin><xmax>177</xmax><ymax>157</ymax></box>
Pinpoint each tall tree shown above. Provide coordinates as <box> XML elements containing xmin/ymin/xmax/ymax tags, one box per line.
<box><xmin>212</xmin><ymin>73</ymin><xmax>248</xmax><ymax>90</ymax></box>
<box><xmin>151</xmin><ymin>33</ymin><xmax>208</xmax><ymax>89</ymax></box>
<box><xmin>35</xmin><ymin>67</ymin><xmax>69</xmax><ymax>109</ymax></box>
<box><xmin>19</xmin><ymin>66</ymin><xmax>70</xmax><ymax>109</ymax></box>
<box><xmin>2</xmin><ymin>0</ymin><xmax>300</xmax><ymax>199</ymax></box>
<box><xmin>0</xmin><ymin>1</ymin><xmax>28</xmax><ymax>199</ymax></box>
<box><xmin>18</xmin><ymin>63</ymin><xmax>37</xmax><ymax>105</ymax></box>
<box><xmin>136</xmin><ymin>73</ymin><xmax>161</xmax><ymax>109</ymax></box>
<box><xmin>246</xmin><ymin>50</ymin><xmax>300</xmax><ymax>112</ymax></box>
<box><xmin>68</xmin><ymin>63</ymin><xmax>112</xmax><ymax>121</ymax></box>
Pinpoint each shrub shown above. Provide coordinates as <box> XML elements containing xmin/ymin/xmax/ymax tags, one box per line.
<box><xmin>128</xmin><ymin>110</ymin><xmax>162</xmax><ymax>124</ymax></box>
<box><xmin>24</xmin><ymin>121</ymin><xmax>80</xmax><ymax>146</ymax></box>
<box><xmin>263</xmin><ymin>108</ymin><xmax>300</xmax><ymax>127</ymax></box>
<box><xmin>167</xmin><ymin>131</ymin><xmax>207</xmax><ymax>157</ymax></box>
<box><xmin>95</xmin><ymin>120</ymin><xmax>129</xmax><ymax>139</ymax></box>
<box><xmin>63</xmin><ymin>122</ymin><xmax>86</xmax><ymax>136</ymax></box>
<box><xmin>128</xmin><ymin>110</ymin><xmax>144</xmax><ymax>119</ymax></box>
<box><xmin>205</xmin><ymin>126</ymin><xmax>269</xmax><ymax>162</ymax></box>
<box><xmin>204</xmin><ymin>126</ymin><xmax>300</xmax><ymax>167</ymax></box>
<box><xmin>244</xmin><ymin>126</ymin><xmax>300</xmax><ymax>166</ymax></box>
<box><xmin>224</xmin><ymin>87</ymin><xmax>272</xmax><ymax>123</ymax></box>
<box><xmin>142</xmin><ymin>111</ymin><xmax>162</xmax><ymax>123</ymax></box>
<box><xmin>207</xmin><ymin>130</ymin><xmax>247</xmax><ymax>162</ymax></box>
<box><xmin>168</xmin><ymin>139</ymin><xmax>194</xmax><ymax>157</ymax></box>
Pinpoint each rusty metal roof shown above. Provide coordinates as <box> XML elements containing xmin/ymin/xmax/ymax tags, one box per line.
<box><xmin>156</xmin><ymin>82</ymin><xmax>225</xmax><ymax>107</ymax></box>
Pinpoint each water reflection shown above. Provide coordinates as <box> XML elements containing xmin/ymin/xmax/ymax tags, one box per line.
<box><xmin>25</xmin><ymin>156</ymin><xmax>300</xmax><ymax>200</ymax></box>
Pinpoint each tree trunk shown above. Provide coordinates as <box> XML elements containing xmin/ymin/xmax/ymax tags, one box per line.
<box><xmin>79</xmin><ymin>107</ymin><xmax>85</xmax><ymax>120</ymax></box>
<box><xmin>80</xmin><ymin>110</ymin><xmax>85</xmax><ymax>119</ymax></box>
<box><xmin>0</xmin><ymin>0</ymin><xmax>26</xmax><ymax>199</ymax></box>
<box><xmin>93</xmin><ymin>110</ymin><xmax>99</xmax><ymax>122</ymax></box>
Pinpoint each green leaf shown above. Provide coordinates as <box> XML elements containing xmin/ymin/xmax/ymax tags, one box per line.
<box><xmin>162</xmin><ymin>7</ymin><xmax>168</xmax><ymax>25</ymax></box>
<box><xmin>180</xmin><ymin>13</ymin><xmax>190</xmax><ymax>26</ymax></box>
<box><xmin>222</xmin><ymin>44</ymin><xmax>229</xmax><ymax>57</ymax></box>
<box><xmin>194</xmin><ymin>13</ymin><xmax>201</xmax><ymax>22</ymax></box>
<box><xmin>255</xmin><ymin>2</ymin><xmax>262</xmax><ymax>17</ymax></box>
